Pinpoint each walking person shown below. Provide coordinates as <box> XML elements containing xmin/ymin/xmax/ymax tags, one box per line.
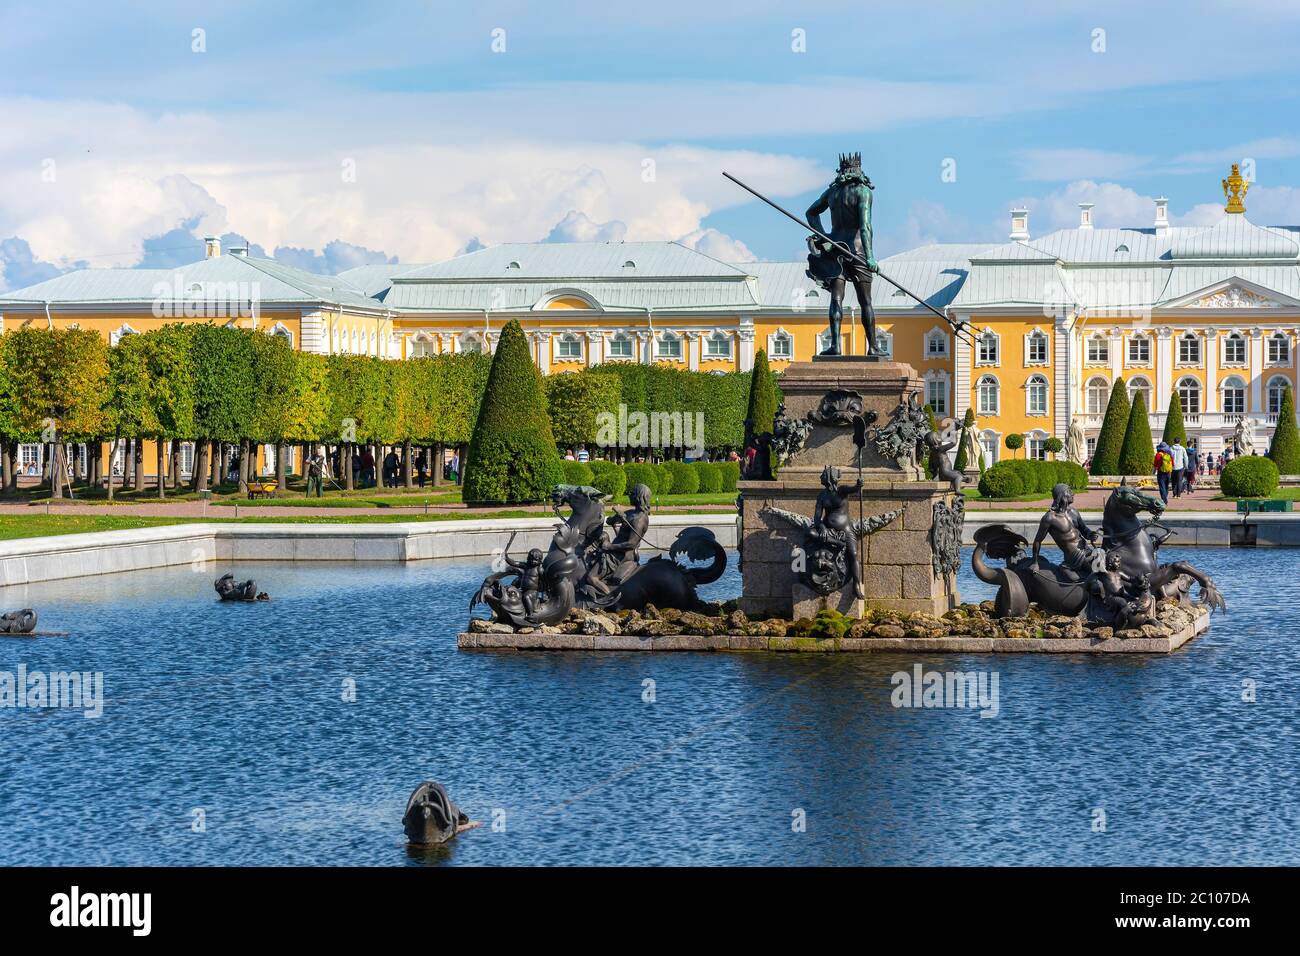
<box><xmin>1154</xmin><ymin>441</ymin><xmax>1173</xmax><ymax>505</ymax></box>
<box><xmin>415</xmin><ymin>450</ymin><xmax>427</xmax><ymax>489</ymax></box>
<box><xmin>1170</xmin><ymin>438</ymin><xmax>1188</xmax><ymax>498</ymax></box>
<box><xmin>305</xmin><ymin>448</ymin><xmax>325</xmax><ymax>498</ymax></box>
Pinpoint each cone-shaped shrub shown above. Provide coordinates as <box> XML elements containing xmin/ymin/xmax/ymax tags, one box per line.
<box><xmin>1117</xmin><ymin>390</ymin><xmax>1156</xmax><ymax>476</ymax></box>
<box><xmin>462</xmin><ymin>320</ymin><xmax>564</xmax><ymax>504</ymax></box>
<box><xmin>1268</xmin><ymin>384</ymin><xmax>1300</xmax><ymax>475</ymax></box>
<box><xmin>954</xmin><ymin>406</ymin><xmax>977</xmax><ymax>471</ymax></box>
<box><xmin>745</xmin><ymin>349</ymin><xmax>779</xmax><ymax>435</ymax></box>
<box><xmin>1162</xmin><ymin>390</ymin><xmax>1186</xmax><ymax>446</ymax></box>
<box><xmin>1090</xmin><ymin>378</ymin><xmax>1129</xmax><ymax>476</ymax></box>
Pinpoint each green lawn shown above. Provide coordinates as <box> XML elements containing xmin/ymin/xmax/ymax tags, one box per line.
<box><xmin>961</xmin><ymin>487</ymin><xmax>1050</xmax><ymax>503</ymax></box>
<box><xmin>2</xmin><ymin>481</ymin><xmax>467</xmax><ymax>508</ymax></box>
<box><xmin>1212</xmin><ymin>487</ymin><xmax>1300</xmax><ymax>501</ymax></box>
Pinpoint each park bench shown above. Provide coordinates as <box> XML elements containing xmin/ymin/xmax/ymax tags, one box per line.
<box><xmin>246</xmin><ymin>480</ymin><xmax>278</xmax><ymax>500</ymax></box>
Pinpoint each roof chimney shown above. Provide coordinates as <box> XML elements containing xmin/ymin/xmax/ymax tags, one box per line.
<box><xmin>228</xmin><ymin>245</ymin><xmax>249</xmax><ymax>257</ymax></box>
<box><xmin>1153</xmin><ymin>197</ymin><xmax>1169</xmax><ymax>235</ymax></box>
<box><xmin>1077</xmin><ymin>202</ymin><xmax>1095</xmax><ymax>231</ymax></box>
<box><xmin>204</xmin><ymin>235</ymin><xmax>221</xmax><ymax>258</ymax></box>
<box><xmin>1009</xmin><ymin>207</ymin><xmax>1030</xmax><ymax>241</ymax></box>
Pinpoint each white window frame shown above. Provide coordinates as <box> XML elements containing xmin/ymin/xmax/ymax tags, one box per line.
<box><xmin>1025</xmin><ymin>429</ymin><xmax>1049</xmax><ymax>462</ymax></box>
<box><xmin>1177</xmin><ymin>375</ymin><xmax>1201</xmax><ymax>415</ymax></box>
<box><xmin>1025</xmin><ymin>373</ymin><xmax>1049</xmax><ymax>416</ymax></box>
<box><xmin>704</xmin><ymin>331</ymin><xmax>732</xmax><ymax>359</ymax></box>
<box><xmin>976</xmin><ymin>329</ymin><xmax>1000</xmax><ymax>366</ymax></box>
<box><xmin>1128</xmin><ymin>376</ymin><xmax>1152</xmax><ymax>410</ymax></box>
<box><xmin>976</xmin><ymin>374</ymin><xmax>1000</xmax><ymax>415</ymax></box>
<box><xmin>1127</xmin><ymin>333</ymin><xmax>1152</xmax><ymax>366</ymax></box>
<box><xmin>924</xmin><ymin>327</ymin><xmax>949</xmax><ymax>359</ymax></box>
<box><xmin>874</xmin><ymin>329</ymin><xmax>894</xmax><ymax>359</ymax></box>
<box><xmin>1267</xmin><ymin>375</ymin><xmax>1291</xmax><ymax>415</ymax></box>
<box><xmin>1085</xmin><ymin>333</ymin><xmax>1109</xmax><ymax>365</ymax></box>
<box><xmin>1221</xmin><ymin>375</ymin><xmax>1247</xmax><ymax>415</ymax></box>
<box><xmin>459</xmin><ymin>332</ymin><xmax>484</xmax><ymax>354</ymax></box>
<box><xmin>924</xmin><ymin>371</ymin><xmax>949</xmax><ymax>417</ymax></box>
<box><xmin>1024</xmin><ymin>327</ymin><xmax>1050</xmax><ymax>366</ymax></box>
<box><xmin>818</xmin><ymin>327</ymin><xmax>839</xmax><ymax>354</ymax></box>
<box><xmin>607</xmin><ymin>333</ymin><xmax>634</xmax><ymax>360</ymax></box>
<box><xmin>556</xmin><ymin>333</ymin><xmax>583</xmax><ymax>361</ymax></box>
<box><xmin>1267</xmin><ymin>331</ymin><xmax>1290</xmax><ymax>366</ymax></box>
<box><xmin>1222</xmin><ymin>331</ymin><xmax>1247</xmax><ymax>367</ymax></box>
<box><xmin>1086</xmin><ymin>376</ymin><xmax>1110</xmax><ymax>415</ymax></box>
<box><xmin>656</xmin><ymin>332</ymin><xmax>684</xmax><ymax>361</ymax></box>
<box><xmin>1176</xmin><ymin>331</ymin><xmax>1202</xmax><ymax>366</ymax></box>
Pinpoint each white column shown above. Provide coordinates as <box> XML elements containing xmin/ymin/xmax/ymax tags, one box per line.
<box><xmin>533</xmin><ymin>332</ymin><xmax>550</xmax><ymax>373</ymax></box>
<box><xmin>1110</xmin><ymin>327</ymin><xmax>1123</xmax><ymax>380</ymax></box>
<box><xmin>1054</xmin><ymin>315</ymin><xmax>1072</xmax><ymax>439</ymax></box>
<box><xmin>639</xmin><ymin>332</ymin><xmax>651</xmax><ymax>364</ymax></box>
<box><xmin>739</xmin><ymin>328</ymin><xmax>756</xmax><ymax>372</ymax></box>
<box><xmin>1203</xmin><ymin>328</ymin><xmax>1218</xmax><ymax>413</ymax></box>
<box><xmin>1156</xmin><ymin>327</ymin><xmax>1173</xmax><ymax>406</ymax></box>
<box><xmin>953</xmin><ymin>312</ymin><xmax>971</xmax><ymax>420</ymax></box>
<box><xmin>586</xmin><ymin>330</ymin><xmax>602</xmax><ymax>366</ymax></box>
<box><xmin>1250</xmin><ymin>327</ymin><xmax>1264</xmax><ymax>412</ymax></box>
<box><xmin>686</xmin><ymin>331</ymin><xmax>701</xmax><ymax>371</ymax></box>
<box><xmin>300</xmin><ymin>310</ymin><xmax>326</xmax><ymax>354</ymax></box>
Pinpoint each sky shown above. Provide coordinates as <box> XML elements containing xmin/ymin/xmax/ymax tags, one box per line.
<box><xmin>4</xmin><ymin>0</ymin><xmax>1300</xmax><ymax>291</ymax></box>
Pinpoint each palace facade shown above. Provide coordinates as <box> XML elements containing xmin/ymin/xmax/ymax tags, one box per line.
<box><xmin>2</xmin><ymin>168</ymin><xmax>1298</xmax><ymax>475</ymax></box>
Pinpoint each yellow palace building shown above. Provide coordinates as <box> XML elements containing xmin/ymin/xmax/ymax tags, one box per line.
<box><xmin>1</xmin><ymin>166</ymin><xmax>1297</xmax><ymax>476</ymax></box>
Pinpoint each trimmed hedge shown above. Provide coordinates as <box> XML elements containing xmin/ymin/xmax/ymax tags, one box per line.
<box><xmin>591</xmin><ymin>464</ymin><xmax>627</xmax><ymax>499</ymax></box>
<box><xmin>654</xmin><ymin>462</ymin><xmax>672</xmax><ymax>495</ymax></box>
<box><xmin>623</xmin><ymin>462</ymin><xmax>660</xmax><ymax>495</ymax></box>
<box><xmin>1268</xmin><ymin>384</ymin><xmax>1300</xmax><ymax>474</ymax></box>
<box><xmin>664</xmin><ymin>460</ymin><xmax>699</xmax><ymax>495</ymax></box>
<box><xmin>717</xmin><ymin>460</ymin><xmax>741</xmax><ymax>492</ymax></box>
<box><xmin>561</xmin><ymin>461</ymin><xmax>595</xmax><ymax>485</ymax></box>
<box><xmin>978</xmin><ymin>459</ymin><xmax>1087</xmax><ymax>499</ymax></box>
<box><xmin>1117</xmin><ymin>391</ymin><xmax>1156</xmax><ymax>476</ymax></box>
<box><xmin>693</xmin><ymin>460</ymin><xmax>723</xmax><ymax>493</ymax></box>
<box><xmin>1221</xmin><ymin>455</ymin><xmax>1279</xmax><ymax>498</ymax></box>
<box><xmin>1091</xmin><ymin>378</ymin><xmax>1130</xmax><ymax>476</ymax></box>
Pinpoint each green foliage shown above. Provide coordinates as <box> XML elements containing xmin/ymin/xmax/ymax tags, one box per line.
<box><xmin>546</xmin><ymin>371</ymin><xmax>622</xmax><ymax>447</ymax></box>
<box><xmin>693</xmin><ymin>460</ymin><xmax>722</xmax><ymax>493</ymax></box>
<box><xmin>462</xmin><ymin>320</ymin><xmax>564</xmax><ymax>504</ymax></box>
<box><xmin>591</xmin><ymin>361</ymin><xmax>762</xmax><ymax>451</ymax></box>
<box><xmin>1162</xmin><ymin>390</ymin><xmax>1186</xmax><ymax>446</ymax></box>
<box><xmin>977</xmin><ymin>459</ymin><xmax>1085</xmax><ymax>498</ymax></box>
<box><xmin>561</xmin><ymin>461</ymin><xmax>594</xmax><ymax>485</ymax></box>
<box><xmin>808</xmin><ymin>608</ymin><xmax>851</xmax><ymax>641</ymax></box>
<box><xmin>1117</xmin><ymin>390</ymin><xmax>1156</xmax><ymax>476</ymax></box>
<box><xmin>654</xmin><ymin>462</ymin><xmax>672</xmax><ymax>495</ymax></box>
<box><xmin>105</xmin><ymin>333</ymin><xmax>157</xmax><ymax>441</ymax></box>
<box><xmin>745</xmin><ymin>349</ymin><xmax>779</xmax><ymax>436</ymax></box>
<box><xmin>623</xmin><ymin>462</ymin><xmax>659</xmax><ymax>495</ymax></box>
<box><xmin>978</xmin><ymin>462</ymin><xmax>1025</xmax><ymax>498</ymax></box>
<box><xmin>1004</xmin><ymin>433</ymin><xmax>1023</xmax><ymax>458</ymax></box>
<box><xmin>716</xmin><ymin>460</ymin><xmax>741</xmax><ymax>491</ymax></box>
<box><xmin>1053</xmin><ymin>460</ymin><xmax>1089</xmax><ymax>491</ymax></box>
<box><xmin>1091</xmin><ymin>378</ymin><xmax>1130</xmax><ymax>475</ymax></box>
<box><xmin>2</xmin><ymin>326</ymin><xmax>109</xmax><ymax>441</ymax></box>
<box><xmin>954</xmin><ymin>407</ymin><xmax>977</xmax><ymax>472</ymax></box>
<box><xmin>1221</xmin><ymin>455</ymin><xmax>1279</xmax><ymax>498</ymax></box>
<box><xmin>190</xmin><ymin>323</ymin><xmax>255</xmax><ymax>443</ymax></box>
<box><xmin>663</xmin><ymin>460</ymin><xmax>699</xmax><ymax>495</ymax></box>
<box><xmin>1044</xmin><ymin>436</ymin><xmax>1064</xmax><ymax>455</ymax></box>
<box><xmin>590</xmin><ymin>463</ymin><xmax>627</xmax><ymax>499</ymax></box>
<box><xmin>1267</xmin><ymin>384</ymin><xmax>1300</xmax><ymax>474</ymax></box>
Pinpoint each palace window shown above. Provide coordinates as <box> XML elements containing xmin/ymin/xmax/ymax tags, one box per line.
<box><xmin>1086</xmin><ymin>334</ymin><xmax>1109</xmax><ymax>364</ymax></box>
<box><xmin>979</xmin><ymin>430</ymin><xmax>999</xmax><ymax>466</ymax></box>
<box><xmin>926</xmin><ymin>377</ymin><xmax>948</xmax><ymax>417</ymax></box>
<box><xmin>1177</xmin><ymin>376</ymin><xmax>1201</xmax><ymax>415</ymax></box>
<box><xmin>1178</xmin><ymin>332</ymin><xmax>1201</xmax><ymax>365</ymax></box>
<box><xmin>1128</xmin><ymin>376</ymin><xmax>1152</xmax><ymax>410</ymax></box>
<box><xmin>1128</xmin><ymin>334</ymin><xmax>1151</xmax><ymax>364</ymax></box>
<box><xmin>1268</xmin><ymin>331</ymin><xmax>1290</xmax><ymax>365</ymax></box>
<box><xmin>459</xmin><ymin>333</ymin><xmax>483</xmax><ymax>354</ymax></box>
<box><xmin>1223</xmin><ymin>332</ymin><xmax>1247</xmax><ymax>366</ymax></box>
<box><xmin>770</xmin><ymin>331</ymin><xmax>793</xmax><ymax>359</ymax></box>
<box><xmin>410</xmin><ymin>335</ymin><xmax>435</xmax><ymax>358</ymax></box>
<box><xmin>874</xmin><ymin>330</ymin><xmax>894</xmax><ymax>359</ymax></box>
<box><xmin>1221</xmin><ymin>376</ymin><xmax>1246</xmax><ymax>416</ymax></box>
<box><xmin>557</xmin><ymin>333</ymin><xmax>583</xmax><ymax>359</ymax></box>
<box><xmin>925</xmin><ymin>329</ymin><xmax>948</xmax><ymax>358</ymax></box>
<box><xmin>977</xmin><ymin>330</ymin><xmax>999</xmax><ymax>365</ymax></box>
<box><xmin>1268</xmin><ymin>376</ymin><xmax>1291</xmax><ymax>416</ymax></box>
<box><xmin>705</xmin><ymin>331</ymin><xmax>732</xmax><ymax>358</ymax></box>
<box><xmin>1026</xmin><ymin>431</ymin><xmax>1048</xmax><ymax>461</ymax></box>
<box><xmin>977</xmin><ymin>375</ymin><xmax>1000</xmax><ymax>415</ymax></box>
<box><xmin>1086</xmin><ymin>376</ymin><xmax>1110</xmax><ymax>415</ymax></box>
<box><xmin>1025</xmin><ymin>329</ymin><xmax>1049</xmax><ymax>365</ymax></box>
<box><xmin>657</xmin><ymin>332</ymin><xmax>683</xmax><ymax>360</ymax></box>
<box><xmin>1026</xmin><ymin>374</ymin><xmax>1049</xmax><ymax>416</ymax></box>
<box><xmin>608</xmin><ymin>333</ymin><xmax>634</xmax><ymax>358</ymax></box>
<box><xmin>818</xmin><ymin>328</ymin><xmax>838</xmax><ymax>354</ymax></box>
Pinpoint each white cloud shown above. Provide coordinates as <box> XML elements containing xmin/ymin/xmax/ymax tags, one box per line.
<box><xmin>1007</xmin><ymin>181</ymin><xmax>1163</xmax><ymax>234</ymax></box>
<box><xmin>543</xmin><ymin>210</ymin><xmax>627</xmax><ymax>243</ymax></box>
<box><xmin>1014</xmin><ymin>149</ymin><xmax>1153</xmax><ymax>182</ymax></box>
<box><xmin>676</xmin><ymin>227</ymin><xmax>755</xmax><ymax>262</ymax></box>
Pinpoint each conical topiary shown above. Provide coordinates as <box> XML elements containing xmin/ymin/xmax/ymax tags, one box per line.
<box><xmin>1090</xmin><ymin>377</ymin><xmax>1129</xmax><ymax>476</ymax></box>
<box><xmin>745</xmin><ymin>348</ymin><xmax>778</xmax><ymax>435</ymax></box>
<box><xmin>1268</xmin><ymin>383</ymin><xmax>1300</xmax><ymax>475</ymax></box>
<box><xmin>462</xmin><ymin>320</ymin><xmax>565</xmax><ymax>504</ymax></box>
<box><xmin>1162</xmin><ymin>390</ymin><xmax>1186</xmax><ymax>446</ymax></box>
<box><xmin>954</xmin><ymin>406</ymin><xmax>976</xmax><ymax>472</ymax></box>
<box><xmin>1117</xmin><ymin>389</ymin><xmax>1156</xmax><ymax>476</ymax></box>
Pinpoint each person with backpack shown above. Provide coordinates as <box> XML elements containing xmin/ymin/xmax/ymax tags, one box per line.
<box><xmin>1153</xmin><ymin>441</ymin><xmax>1174</xmax><ymax>504</ymax></box>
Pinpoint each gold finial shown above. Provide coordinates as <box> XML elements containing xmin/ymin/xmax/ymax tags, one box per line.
<box><xmin>1222</xmin><ymin>163</ymin><xmax>1248</xmax><ymax>214</ymax></box>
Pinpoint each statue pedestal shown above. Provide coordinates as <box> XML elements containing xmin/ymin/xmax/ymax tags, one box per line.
<box><xmin>738</xmin><ymin>359</ymin><xmax>961</xmax><ymax>620</ymax></box>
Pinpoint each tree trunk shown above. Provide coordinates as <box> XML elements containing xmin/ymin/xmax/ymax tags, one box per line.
<box><xmin>50</xmin><ymin>439</ymin><xmax>64</xmax><ymax>500</ymax></box>
<box><xmin>170</xmin><ymin>443</ymin><xmax>181</xmax><ymax>490</ymax></box>
<box><xmin>156</xmin><ymin>439</ymin><xmax>166</xmax><ymax>498</ymax></box>
<box><xmin>0</xmin><ymin>442</ymin><xmax>9</xmax><ymax>494</ymax></box>
<box><xmin>403</xmin><ymin>440</ymin><xmax>413</xmax><ymax>489</ymax></box>
<box><xmin>195</xmin><ymin>440</ymin><xmax>210</xmax><ymax>493</ymax></box>
<box><xmin>457</xmin><ymin>444</ymin><xmax>465</xmax><ymax>486</ymax></box>
<box><xmin>212</xmin><ymin>441</ymin><xmax>223</xmax><ymax>487</ymax></box>
<box><xmin>133</xmin><ymin>439</ymin><xmax>144</xmax><ymax>491</ymax></box>
<box><xmin>431</xmin><ymin>442</ymin><xmax>442</xmax><ymax>487</ymax></box>
<box><xmin>107</xmin><ymin>439</ymin><xmax>118</xmax><ymax>501</ymax></box>
<box><xmin>345</xmin><ymin>443</ymin><xmax>355</xmax><ymax>490</ymax></box>
<box><xmin>239</xmin><ymin>440</ymin><xmax>251</xmax><ymax>491</ymax></box>
<box><xmin>276</xmin><ymin>441</ymin><xmax>288</xmax><ymax>491</ymax></box>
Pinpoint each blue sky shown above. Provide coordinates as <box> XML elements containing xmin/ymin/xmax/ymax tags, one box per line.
<box><xmin>3</xmin><ymin>0</ymin><xmax>1300</xmax><ymax>289</ymax></box>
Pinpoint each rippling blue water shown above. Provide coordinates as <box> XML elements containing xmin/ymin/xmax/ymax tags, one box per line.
<box><xmin>0</xmin><ymin>546</ymin><xmax>1296</xmax><ymax>866</ymax></box>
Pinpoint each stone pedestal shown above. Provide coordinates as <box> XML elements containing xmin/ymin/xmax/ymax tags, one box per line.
<box><xmin>738</xmin><ymin>357</ymin><xmax>961</xmax><ymax>620</ymax></box>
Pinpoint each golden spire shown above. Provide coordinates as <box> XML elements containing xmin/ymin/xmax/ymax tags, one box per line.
<box><xmin>1222</xmin><ymin>163</ymin><xmax>1248</xmax><ymax>214</ymax></box>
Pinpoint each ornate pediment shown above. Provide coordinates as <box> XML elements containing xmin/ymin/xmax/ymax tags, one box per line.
<box><xmin>1187</xmin><ymin>284</ymin><xmax>1281</xmax><ymax>309</ymax></box>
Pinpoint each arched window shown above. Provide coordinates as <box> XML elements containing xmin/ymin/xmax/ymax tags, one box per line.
<box><xmin>705</xmin><ymin>331</ymin><xmax>732</xmax><ymax>358</ymax></box>
<box><xmin>1268</xmin><ymin>375</ymin><xmax>1291</xmax><ymax>416</ymax></box>
<box><xmin>1026</xmin><ymin>374</ymin><xmax>1049</xmax><ymax>415</ymax></box>
<box><xmin>1025</xmin><ymin>429</ymin><xmax>1049</xmax><ymax>461</ymax></box>
<box><xmin>1086</xmin><ymin>376</ymin><xmax>1110</xmax><ymax>415</ymax></box>
<box><xmin>1178</xmin><ymin>331</ymin><xmax>1201</xmax><ymax>365</ymax></box>
<box><xmin>410</xmin><ymin>334</ymin><xmax>435</xmax><ymax>358</ymax></box>
<box><xmin>1221</xmin><ymin>375</ymin><xmax>1247</xmax><ymax>416</ymax></box>
<box><xmin>925</xmin><ymin>328</ymin><xmax>948</xmax><ymax>358</ymax></box>
<box><xmin>874</xmin><ymin>330</ymin><xmax>894</xmax><ymax>358</ymax></box>
<box><xmin>657</xmin><ymin>331</ymin><xmax>683</xmax><ymax>360</ymax></box>
<box><xmin>1128</xmin><ymin>376</ymin><xmax>1152</xmax><ymax>409</ymax></box>
<box><xmin>979</xmin><ymin>430</ymin><xmax>999</xmax><ymax>466</ymax></box>
<box><xmin>925</xmin><ymin>374</ymin><xmax>949</xmax><ymax>416</ymax></box>
<box><xmin>1177</xmin><ymin>376</ymin><xmax>1201</xmax><ymax>415</ymax></box>
<box><xmin>1025</xmin><ymin>328</ymin><xmax>1049</xmax><ymax>365</ymax></box>
<box><xmin>1223</xmin><ymin>331</ymin><xmax>1247</xmax><ymax>366</ymax></box>
<box><xmin>977</xmin><ymin>374</ymin><xmax>1000</xmax><ymax>415</ymax></box>
<box><xmin>607</xmin><ymin>332</ymin><xmax>634</xmax><ymax>359</ymax></box>
<box><xmin>1086</xmin><ymin>333</ymin><xmax>1109</xmax><ymax>364</ymax></box>
<box><xmin>459</xmin><ymin>332</ymin><xmax>483</xmax><ymax>354</ymax></box>
<box><xmin>1128</xmin><ymin>333</ymin><xmax>1151</xmax><ymax>365</ymax></box>
<box><xmin>818</xmin><ymin>327</ymin><xmax>839</xmax><ymax>354</ymax></box>
<box><xmin>977</xmin><ymin>330</ymin><xmax>999</xmax><ymax>365</ymax></box>
<box><xmin>769</xmin><ymin>330</ymin><xmax>793</xmax><ymax>359</ymax></box>
<box><xmin>556</xmin><ymin>333</ymin><xmax>583</xmax><ymax>360</ymax></box>
<box><xmin>1268</xmin><ymin>331</ymin><xmax>1290</xmax><ymax>365</ymax></box>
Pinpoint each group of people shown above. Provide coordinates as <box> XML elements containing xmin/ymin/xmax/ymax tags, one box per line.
<box><xmin>1152</xmin><ymin>439</ymin><xmax>1198</xmax><ymax>503</ymax></box>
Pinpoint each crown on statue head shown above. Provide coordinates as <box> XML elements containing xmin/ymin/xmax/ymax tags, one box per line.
<box><xmin>837</xmin><ymin>152</ymin><xmax>862</xmax><ymax>172</ymax></box>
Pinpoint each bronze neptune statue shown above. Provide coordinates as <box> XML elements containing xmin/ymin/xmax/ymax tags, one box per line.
<box><xmin>805</xmin><ymin>152</ymin><xmax>878</xmax><ymax>356</ymax></box>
